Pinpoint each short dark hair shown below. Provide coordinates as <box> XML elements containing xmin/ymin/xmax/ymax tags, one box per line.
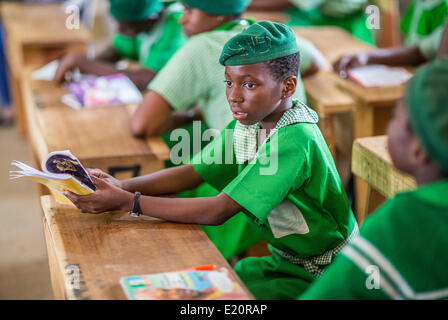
<box><xmin>262</xmin><ymin>52</ymin><xmax>300</xmax><ymax>81</ymax></box>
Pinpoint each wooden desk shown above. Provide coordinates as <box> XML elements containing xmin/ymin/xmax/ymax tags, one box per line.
<box><xmin>1</xmin><ymin>2</ymin><xmax>90</xmax><ymax>137</ymax></box>
<box><xmin>352</xmin><ymin>136</ymin><xmax>416</xmax><ymax>223</ymax></box>
<box><xmin>243</xmin><ymin>10</ymin><xmax>288</xmax><ymax>23</ymax></box>
<box><xmin>303</xmin><ymin>71</ymin><xmax>355</xmax><ymax>157</ymax></box>
<box><xmin>21</xmin><ymin>72</ymin><xmax>170</xmax><ymax>195</ymax></box>
<box><xmin>40</xmin><ymin>196</ymin><xmax>252</xmax><ymax>300</ymax></box>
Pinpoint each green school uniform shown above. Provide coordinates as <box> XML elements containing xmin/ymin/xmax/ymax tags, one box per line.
<box><xmin>112</xmin><ymin>3</ymin><xmax>187</xmax><ymax>72</ymax></box>
<box><xmin>148</xmin><ymin>20</ymin><xmax>320</xmax><ymax>259</ymax></box>
<box><xmin>287</xmin><ymin>0</ymin><xmax>374</xmax><ymax>44</ymax></box>
<box><xmin>401</xmin><ymin>0</ymin><xmax>448</xmax><ymax>60</ymax></box>
<box><xmin>300</xmin><ymin>179</ymin><xmax>448</xmax><ymax>300</ymax></box>
<box><xmin>190</xmin><ymin>101</ymin><xmax>358</xmax><ymax>299</ymax></box>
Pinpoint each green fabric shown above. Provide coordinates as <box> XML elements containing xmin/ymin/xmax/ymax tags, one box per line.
<box><xmin>149</xmin><ymin>20</ymin><xmax>315</xmax><ymax>131</ymax></box>
<box><xmin>300</xmin><ymin>179</ymin><xmax>448</xmax><ymax>300</ymax></box>
<box><xmin>181</xmin><ymin>0</ymin><xmax>251</xmax><ymax>15</ymax></box>
<box><xmin>417</xmin><ymin>21</ymin><xmax>447</xmax><ymax>59</ymax></box>
<box><xmin>287</xmin><ymin>6</ymin><xmax>374</xmax><ymax>44</ymax></box>
<box><xmin>400</xmin><ymin>0</ymin><xmax>448</xmax><ymax>45</ymax></box>
<box><xmin>109</xmin><ymin>0</ymin><xmax>163</xmax><ymax>22</ymax></box>
<box><xmin>405</xmin><ymin>57</ymin><xmax>448</xmax><ymax>172</ymax></box>
<box><xmin>111</xmin><ymin>3</ymin><xmax>187</xmax><ymax>71</ymax></box>
<box><xmin>190</xmin><ymin>115</ymin><xmax>356</xmax><ymax>296</ymax></box>
<box><xmin>161</xmin><ymin>121</ymin><xmax>263</xmax><ymax>260</ymax></box>
<box><xmin>219</xmin><ymin>21</ymin><xmax>299</xmax><ymax>66</ymax></box>
<box><xmin>235</xmin><ymin>249</ymin><xmax>316</xmax><ymax>299</ymax></box>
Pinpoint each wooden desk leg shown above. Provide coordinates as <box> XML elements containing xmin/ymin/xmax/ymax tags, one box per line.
<box><xmin>319</xmin><ymin>115</ymin><xmax>336</xmax><ymax>159</ymax></box>
<box><xmin>10</xmin><ymin>75</ymin><xmax>27</xmax><ymax>138</ymax></box>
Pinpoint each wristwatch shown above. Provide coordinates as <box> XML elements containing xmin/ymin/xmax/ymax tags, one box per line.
<box><xmin>129</xmin><ymin>192</ymin><xmax>141</xmax><ymax>217</ymax></box>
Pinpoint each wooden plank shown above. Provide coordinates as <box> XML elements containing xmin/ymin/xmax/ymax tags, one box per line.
<box><xmin>243</xmin><ymin>10</ymin><xmax>288</xmax><ymax>23</ymax></box>
<box><xmin>352</xmin><ymin>136</ymin><xmax>417</xmax><ymax>223</ymax></box>
<box><xmin>40</xmin><ymin>195</ymin><xmax>253</xmax><ymax>300</ymax></box>
<box><xmin>22</xmin><ymin>71</ymin><xmax>170</xmax><ymax>182</ymax></box>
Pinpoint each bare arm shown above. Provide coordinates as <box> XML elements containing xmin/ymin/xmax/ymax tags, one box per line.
<box><xmin>130</xmin><ymin>90</ymin><xmax>198</xmax><ymax>137</ymax></box>
<box><xmin>64</xmin><ymin>174</ymin><xmax>243</xmax><ymax>226</ymax></box>
<box><xmin>334</xmin><ymin>46</ymin><xmax>426</xmax><ymax>74</ymax></box>
<box><xmin>248</xmin><ymin>0</ymin><xmax>293</xmax><ymax>11</ymax></box>
<box><xmin>54</xmin><ymin>53</ymin><xmax>156</xmax><ymax>90</ymax></box>
<box><xmin>95</xmin><ymin>46</ymin><xmax>122</xmax><ymax>63</ymax></box>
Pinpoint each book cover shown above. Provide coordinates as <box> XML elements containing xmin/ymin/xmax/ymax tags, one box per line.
<box><xmin>10</xmin><ymin>150</ymin><xmax>96</xmax><ymax>205</ymax></box>
<box><xmin>120</xmin><ymin>266</ymin><xmax>250</xmax><ymax>300</ymax></box>
<box><xmin>64</xmin><ymin>74</ymin><xmax>142</xmax><ymax>109</ymax></box>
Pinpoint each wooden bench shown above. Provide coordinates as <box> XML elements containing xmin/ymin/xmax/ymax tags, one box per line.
<box><xmin>1</xmin><ymin>2</ymin><xmax>90</xmax><ymax>137</ymax></box>
<box><xmin>352</xmin><ymin>136</ymin><xmax>417</xmax><ymax>223</ymax></box>
<box><xmin>40</xmin><ymin>195</ymin><xmax>253</xmax><ymax>300</ymax></box>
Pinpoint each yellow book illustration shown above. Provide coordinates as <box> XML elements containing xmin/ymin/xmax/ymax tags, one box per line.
<box><xmin>10</xmin><ymin>150</ymin><xmax>96</xmax><ymax>205</ymax></box>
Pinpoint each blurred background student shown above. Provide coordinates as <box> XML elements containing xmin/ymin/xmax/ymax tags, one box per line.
<box><xmin>335</xmin><ymin>0</ymin><xmax>448</xmax><ymax>72</ymax></box>
<box><xmin>54</xmin><ymin>0</ymin><xmax>187</xmax><ymax>90</ymax></box>
<box><xmin>248</xmin><ymin>0</ymin><xmax>374</xmax><ymax>44</ymax></box>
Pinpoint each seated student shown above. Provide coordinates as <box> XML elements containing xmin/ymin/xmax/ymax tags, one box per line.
<box><xmin>300</xmin><ymin>58</ymin><xmax>448</xmax><ymax>300</ymax></box>
<box><xmin>63</xmin><ymin>22</ymin><xmax>358</xmax><ymax>300</ymax></box>
<box><xmin>54</xmin><ymin>0</ymin><xmax>187</xmax><ymax>90</ymax></box>
<box><xmin>130</xmin><ymin>0</ymin><xmax>325</xmax><ymax>260</ymax></box>
<box><xmin>131</xmin><ymin>0</ymin><xmax>322</xmax><ymax>138</ymax></box>
<box><xmin>247</xmin><ymin>0</ymin><xmax>373</xmax><ymax>44</ymax></box>
<box><xmin>335</xmin><ymin>0</ymin><xmax>448</xmax><ymax>73</ymax></box>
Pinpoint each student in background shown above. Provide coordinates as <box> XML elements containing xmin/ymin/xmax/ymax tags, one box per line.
<box><xmin>63</xmin><ymin>22</ymin><xmax>358</xmax><ymax>299</ymax></box>
<box><xmin>300</xmin><ymin>58</ymin><xmax>448</xmax><ymax>300</ymax></box>
<box><xmin>128</xmin><ymin>0</ymin><xmax>324</xmax><ymax>261</ymax></box>
<box><xmin>335</xmin><ymin>0</ymin><xmax>448</xmax><ymax>73</ymax></box>
<box><xmin>248</xmin><ymin>0</ymin><xmax>373</xmax><ymax>44</ymax></box>
<box><xmin>54</xmin><ymin>0</ymin><xmax>187</xmax><ymax>90</ymax></box>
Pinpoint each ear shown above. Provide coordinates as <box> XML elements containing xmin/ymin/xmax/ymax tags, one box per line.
<box><xmin>408</xmin><ymin>136</ymin><xmax>431</xmax><ymax>167</ymax></box>
<box><xmin>281</xmin><ymin>76</ymin><xmax>297</xmax><ymax>99</ymax></box>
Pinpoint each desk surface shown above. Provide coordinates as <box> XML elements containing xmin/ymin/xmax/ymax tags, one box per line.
<box><xmin>0</xmin><ymin>2</ymin><xmax>90</xmax><ymax>45</ymax></box>
<box><xmin>352</xmin><ymin>135</ymin><xmax>416</xmax><ymax>199</ymax></box>
<box><xmin>40</xmin><ymin>196</ymin><xmax>253</xmax><ymax>300</ymax></box>
<box><xmin>22</xmin><ymin>72</ymin><xmax>170</xmax><ymax>178</ymax></box>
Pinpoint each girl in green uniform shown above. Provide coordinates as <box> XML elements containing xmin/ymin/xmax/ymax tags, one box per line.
<box><xmin>300</xmin><ymin>57</ymin><xmax>448</xmax><ymax>300</ymax></box>
<box><xmin>62</xmin><ymin>21</ymin><xmax>357</xmax><ymax>300</ymax></box>
<box><xmin>54</xmin><ymin>0</ymin><xmax>187</xmax><ymax>90</ymax></box>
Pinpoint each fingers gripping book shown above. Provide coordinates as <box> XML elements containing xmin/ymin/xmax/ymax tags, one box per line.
<box><xmin>10</xmin><ymin>150</ymin><xmax>96</xmax><ymax>205</ymax></box>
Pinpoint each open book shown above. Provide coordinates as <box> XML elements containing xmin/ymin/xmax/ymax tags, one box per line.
<box><xmin>63</xmin><ymin>74</ymin><xmax>142</xmax><ymax>109</ymax></box>
<box><xmin>10</xmin><ymin>150</ymin><xmax>96</xmax><ymax>205</ymax></box>
<box><xmin>347</xmin><ymin>64</ymin><xmax>413</xmax><ymax>88</ymax></box>
<box><xmin>120</xmin><ymin>266</ymin><xmax>250</xmax><ymax>300</ymax></box>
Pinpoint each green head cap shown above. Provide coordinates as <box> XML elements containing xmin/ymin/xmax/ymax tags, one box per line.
<box><xmin>181</xmin><ymin>0</ymin><xmax>251</xmax><ymax>16</ymax></box>
<box><xmin>219</xmin><ymin>21</ymin><xmax>299</xmax><ymax>66</ymax></box>
<box><xmin>109</xmin><ymin>0</ymin><xmax>163</xmax><ymax>22</ymax></box>
<box><xmin>405</xmin><ymin>57</ymin><xmax>448</xmax><ymax>172</ymax></box>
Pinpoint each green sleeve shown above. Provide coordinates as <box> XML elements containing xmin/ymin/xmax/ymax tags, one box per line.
<box><xmin>418</xmin><ymin>22</ymin><xmax>447</xmax><ymax>60</ymax></box>
<box><xmin>296</xmin><ymin>35</ymin><xmax>317</xmax><ymax>72</ymax></box>
<box><xmin>111</xmin><ymin>33</ymin><xmax>139</xmax><ymax>61</ymax></box>
<box><xmin>142</xmin><ymin>10</ymin><xmax>187</xmax><ymax>72</ymax></box>
<box><xmin>190</xmin><ymin>121</ymin><xmax>239</xmax><ymax>191</ymax></box>
<box><xmin>222</xmin><ymin>127</ymin><xmax>309</xmax><ymax>223</ymax></box>
<box><xmin>147</xmin><ymin>34</ymin><xmax>211</xmax><ymax>111</ymax></box>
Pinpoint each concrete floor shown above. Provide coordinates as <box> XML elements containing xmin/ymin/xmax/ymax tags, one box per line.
<box><xmin>0</xmin><ymin>125</ymin><xmax>53</xmax><ymax>299</ymax></box>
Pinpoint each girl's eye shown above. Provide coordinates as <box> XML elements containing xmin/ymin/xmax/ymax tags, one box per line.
<box><xmin>244</xmin><ymin>82</ymin><xmax>256</xmax><ymax>89</ymax></box>
<box><xmin>225</xmin><ymin>80</ymin><xmax>232</xmax><ymax>87</ymax></box>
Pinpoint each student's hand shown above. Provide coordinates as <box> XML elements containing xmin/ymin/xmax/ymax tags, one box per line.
<box><xmin>63</xmin><ymin>175</ymin><xmax>133</xmax><ymax>214</ymax></box>
<box><xmin>87</xmin><ymin>168</ymin><xmax>123</xmax><ymax>189</ymax></box>
<box><xmin>333</xmin><ymin>53</ymin><xmax>370</xmax><ymax>77</ymax></box>
<box><xmin>53</xmin><ymin>53</ymin><xmax>83</xmax><ymax>83</ymax></box>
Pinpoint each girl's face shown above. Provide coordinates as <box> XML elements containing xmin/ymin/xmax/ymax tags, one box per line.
<box><xmin>179</xmin><ymin>5</ymin><xmax>225</xmax><ymax>37</ymax></box>
<box><xmin>224</xmin><ymin>63</ymin><xmax>296</xmax><ymax>127</ymax></box>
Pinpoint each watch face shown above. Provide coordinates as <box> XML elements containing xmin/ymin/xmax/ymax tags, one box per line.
<box><xmin>130</xmin><ymin>211</ymin><xmax>139</xmax><ymax>218</ymax></box>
